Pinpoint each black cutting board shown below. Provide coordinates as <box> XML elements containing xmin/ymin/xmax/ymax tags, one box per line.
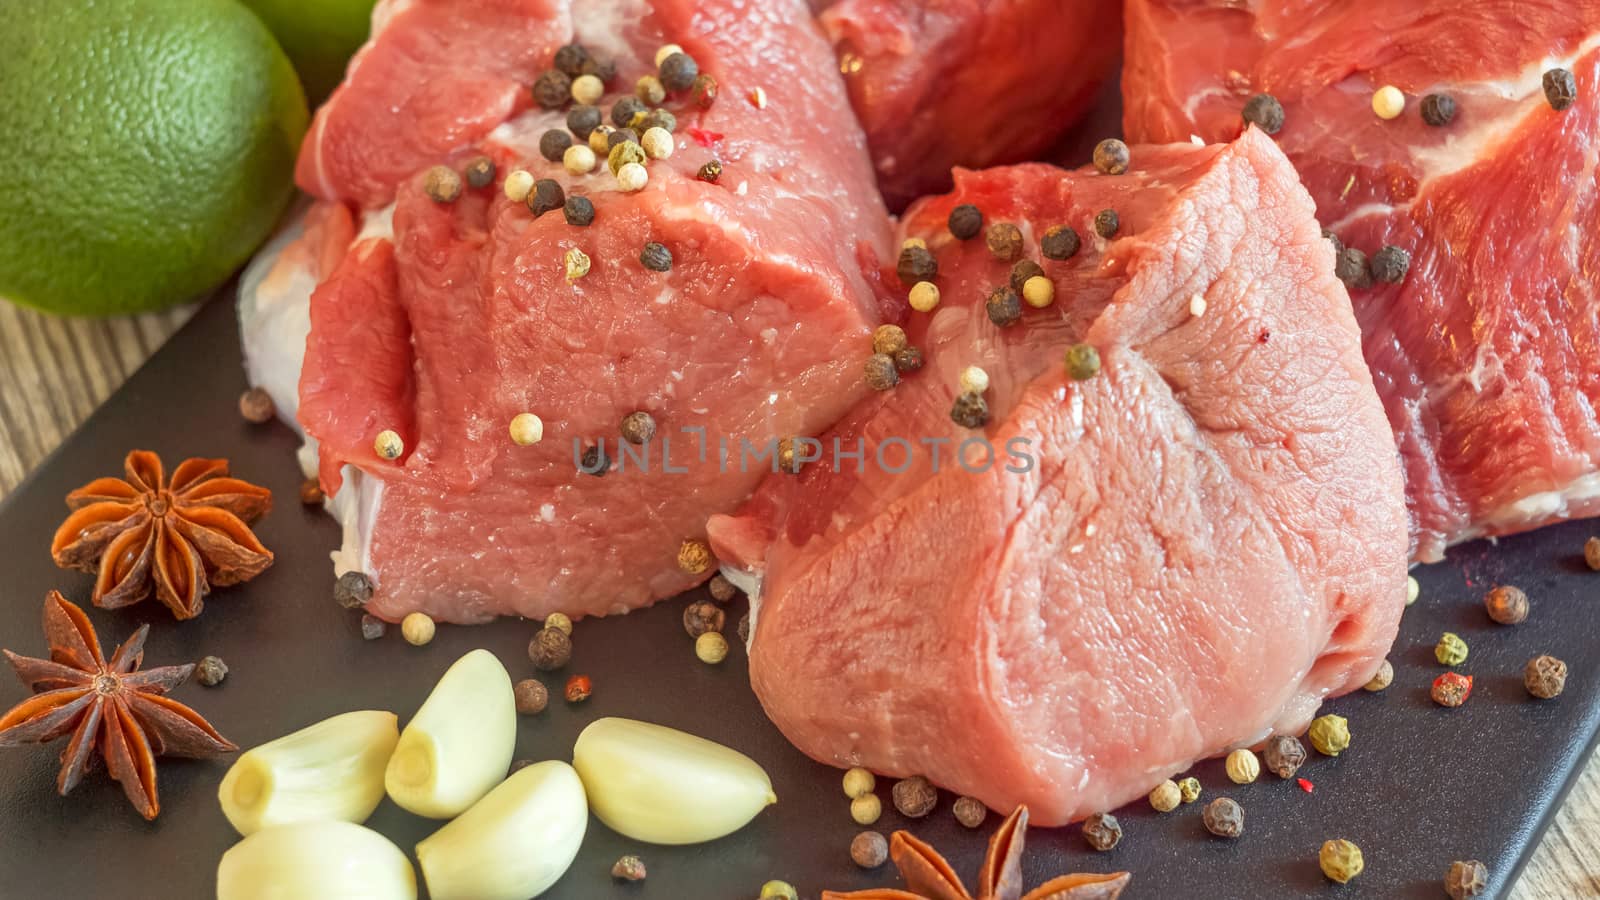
<box><xmin>1</xmin><ymin>298</ymin><xmax>1598</xmax><ymax>900</ymax></box>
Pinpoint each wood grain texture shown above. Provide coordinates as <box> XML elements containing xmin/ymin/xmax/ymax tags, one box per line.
<box><xmin>0</xmin><ymin>298</ymin><xmax>1594</xmax><ymax>898</ymax></box>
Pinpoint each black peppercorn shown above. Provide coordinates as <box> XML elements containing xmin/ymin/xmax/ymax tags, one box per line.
<box><xmin>528</xmin><ymin>626</ymin><xmax>572</xmax><ymax>671</ymax></box>
<box><xmin>896</xmin><ymin>245</ymin><xmax>937</xmax><ymax>285</ymax></box>
<box><xmin>986</xmin><ymin>285</ymin><xmax>1022</xmax><ymax>326</ymax></box>
<box><xmin>986</xmin><ymin>222</ymin><xmax>1023</xmax><ymax>260</ymax></box>
<box><xmin>1322</xmin><ymin>228</ymin><xmax>1344</xmax><ymax>256</ymax></box>
<box><xmin>608</xmin><ymin>128</ymin><xmax>640</xmax><ymax>151</ymax></box>
<box><xmin>1082</xmin><ymin>812</ymin><xmax>1122</xmax><ymax>851</ymax></box>
<box><xmin>709</xmin><ymin>574</ymin><xmax>739</xmax><ymax>603</ymax></box>
<box><xmin>539</xmin><ymin>129</ymin><xmax>572</xmax><ymax>162</ymax></box>
<box><xmin>580</xmin><ymin>444</ymin><xmax>609</xmax><ymax>476</ymax></box>
<box><xmin>641</xmin><ymin>108</ymin><xmax>677</xmax><ymax>134</ymax></box>
<box><xmin>464</xmin><ymin>155</ymin><xmax>496</xmax><ymax>189</ymax></box>
<box><xmin>851</xmin><ymin>831</ymin><xmax>888</xmax><ymax>869</ymax></box>
<box><xmin>553</xmin><ymin>43</ymin><xmax>589</xmax><ymax>77</ymax></box>
<box><xmin>950</xmin><ymin>391</ymin><xmax>989</xmax><ymax>428</ymax></box>
<box><xmin>640</xmin><ymin>241</ymin><xmax>673</xmax><ymax>272</ymax></box>
<box><xmin>1369</xmin><ymin>245</ymin><xmax>1409</xmax><ymax>284</ymax></box>
<box><xmin>195</xmin><ymin>655</ymin><xmax>228</xmax><ymax>687</ymax></box>
<box><xmin>567</xmin><ymin>104</ymin><xmax>602</xmax><ymax>139</ymax></box>
<box><xmin>892</xmin><ymin>776</ymin><xmax>937</xmax><ymax>817</ymax></box>
<box><xmin>892</xmin><ymin>346</ymin><xmax>924</xmax><ymax>373</ymax></box>
<box><xmin>1262</xmin><ymin>734</ymin><xmax>1307</xmax><ymax>778</ymax></box>
<box><xmin>697</xmin><ymin>160</ymin><xmax>723</xmax><ymax>184</ymax></box>
<box><xmin>335</xmin><ymin>571</ymin><xmax>374</xmax><ymax>609</ymax></box>
<box><xmin>1242</xmin><ymin>93</ymin><xmax>1285</xmax><ymax>134</ymax></box>
<box><xmin>659</xmin><ymin>51</ymin><xmax>699</xmax><ymax>92</ymax></box>
<box><xmin>515</xmin><ymin>678</ymin><xmax>549</xmax><ymax>714</ymax></box>
<box><xmin>864</xmin><ymin>354</ymin><xmax>900</xmax><ymax>391</ymax></box>
<box><xmin>620</xmin><ymin>411</ymin><xmax>657</xmax><ymax>444</ymax></box>
<box><xmin>1041</xmin><ymin>225</ymin><xmax>1080</xmax><ymax>260</ymax></box>
<box><xmin>360</xmin><ymin>614</ymin><xmax>387</xmax><ymax>641</ymax></box>
<box><xmin>580</xmin><ymin>56</ymin><xmax>617</xmax><ymax>84</ymax></box>
<box><xmin>737</xmin><ymin>612</ymin><xmax>751</xmax><ymax>644</ymax></box>
<box><xmin>564</xmin><ymin>195</ymin><xmax>595</xmax><ymax>227</ymax></box>
<box><xmin>1009</xmin><ymin>259</ymin><xmax>1044</xmax><ymax>292</ymax></box>
<box><xmin>612</xmin><ymin>96</ymin><xmax>646</xmax><ymax>128</ymax></box>
<box><xmin>948</xmin><ymin>203</ymin><xmax>983</xmax><ymax>240</ymax></box>
<box><xmin>1544</xmin><ymin>68</ymin><xmax>1578</xmax><ymax>111</ymax></box>
<box><xmin>692</xmin><ymin>73</ymin><xmax>719</xmax><ymax>109</ymax></box>
<box><xmin>1093</xmin><ymin>138</ymin><xmax>1130</xmax><ymax>175</ymax></box>
<box><xmin>534</xmin><ymin>70</ymin><xmax>572</xmax><ymax>110</ymax></box>
<box><xmin>1421</xmin><ymin>93</ymin><xmax>1458</xmax><ymax>126</ymax></box>
<box><xmin>1203</xmin><ymin>797</ymin><xmax>1244</xmax><ymax>838</ymax></box>
<box><xmin>1335</xmin><ymin>247</ymin><xmax>1372</xmax><ymax>289</ymax></box>
<box><xmin>1094</xmin><ymin>209</ymin><xmax>1119</xmax><ymax>239</ymax></box>
<box><xmin>528</xmin><ymin>178</ymin><xmax>565</xmax><ymax>218</ymax></box>
<box><xmin>683</xmin><ymin>600</ymin><xmax>725</xmax><ymax>637</ymax></box>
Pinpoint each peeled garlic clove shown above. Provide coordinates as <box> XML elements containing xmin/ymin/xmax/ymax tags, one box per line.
<box><xmin>573</xmin><ymin>717</ymin><xmax>776</xmax><ymax>844</ymax></box>
<box><xmin>219</xmin><ymin>710</ymin><xmax>399</xmax><ymax>836</ymax></box>
<box><xmin>417</xmin><ymin>760</ymin><xmax>588</xmax><ymax>900</ymax></box>
<box><xmin>386</xmin><ymin>648</ymin><xmax>516</xmax><ymax>818</ymax></box>
<box><xmin>217</xmin><ymin>820</ymin><xmax>416</xmax><ymax>900</ymax></box>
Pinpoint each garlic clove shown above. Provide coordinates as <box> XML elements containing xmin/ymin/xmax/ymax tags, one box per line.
<box><xmin>573</xmin><ymin>717</ymin><xmax>776</xmax><ymax>844</ymax></box>
<box><xmin>416</xmin><ymin>760</ymin><xmax>588</xmax><ymax>900</ymax></box>
<box><xmin>219</xmin><ymin>710</ymin><xmax>399</xmax><ymax>836</ymax></box>
<box><xmin>217</xmin><ymin>820</ymin><xmax>416</xmax><ymax>900</ymax></box>
<box><xmin>386</xmin><ymin>648</ymin><xmax>516</xmax><ymax>818</ymax></box>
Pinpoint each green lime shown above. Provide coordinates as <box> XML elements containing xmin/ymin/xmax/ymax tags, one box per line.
<box><xmin>0</xmin><ymin>0</ymin><xmax>307</xmax><ymax>317</ymax></box>
<box><xmin>242</xmin><ymin>0</ymin><xmax>376</xmax><ymax>102</ymax></box>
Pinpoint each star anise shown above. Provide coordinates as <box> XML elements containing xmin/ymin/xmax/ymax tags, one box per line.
<box><xmin>0</xmin><ymin>592</ymin><xmax>236</xmax><ymax>819</ymax></box>
<box><xmin>824</xmin><ymin>806</ymin><xmax>1130</xmax><ymax>900</ymax></box>
<box><xmin>50</xmin><ymin>449</ymin><xmax>274</xmax><ymax>620</ymax></box>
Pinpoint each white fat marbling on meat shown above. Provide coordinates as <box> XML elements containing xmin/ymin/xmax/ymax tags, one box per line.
<box><xmin>1322</xmin><ymin>201</ymin><xmax>1396</xmax><ymax>233</ymax></box>
<box><xmin>329</xmin><ymin>467</ymin><xmax>385</xmax><ymax>577</ymax></box>
<box><xmin>719</xmin><ymin>564</ymin><xmax>763</xmax><ymax>648</ymax></box>
<box><xmin>357</xmin><ymin>202</ymin><xmax>396</xmax><ymax>242</ymax></box>
<box><xmin>572</xmin><ymin>0</ymin><xmax>650</xmax><ymax>66</ymax></box>
<box><xmin>1481</xmin><ymin>472</ymin><xmax>1600</xmax><ymax>532</ymax></box>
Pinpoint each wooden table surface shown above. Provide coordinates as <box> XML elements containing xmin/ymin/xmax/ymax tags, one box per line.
<box><xmin>1</xmin><ymin>298</ymin><xmax>1597</xmax><ymax>898</ymax></box>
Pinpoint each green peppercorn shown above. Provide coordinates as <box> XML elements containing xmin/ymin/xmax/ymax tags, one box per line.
<box><xmin>464</xmin><ymin>156</ymin><xmax>496</xmax><ymax>189</ymax></box>
<box><xmin>567</xmin><ymin>104</ymin><xmax>602</xmax><ymax>139</ymax></box>
<box><xmin>948</xmin><ymin>203</ymin><xmax>983</xmax><ymax>240</ymax></box>
<box><xmin>533</xmin><ymin>70</ymin><xmax>572</xmax><ymax>109</ymax></box>
<box><xmin>1336</xmin><ymin>247</ymin><xmax>1373</xmax><ymax>289</ymax></box>
<box><xmin>1242</xmin><ymin>93</ymin><xmax>1285</xmax><ymax>134</ymax></box>
<box><xmin>692</xmin><ymin>73</ymin><xmax>719</xmax><ymax>109</ymax></box>
<box><xmin>564</xmin><ymin>196</ymin><xmax>595</xmax><ymax>227</ymax></box>
<box><xmin>986</xmin><ymin>222</ymin><xmax>1023</xmax><ymax>260</ymax></box>
<box><xmin>897</xmin><ymin>245</ymin><xmax>937</xmax><ymax>285</ymax></box>
<box><xmin>1064</xmin><ymin>343</ymin><xmax>1101</xmax><ymax>381</ymax></box>
<box><xmin>760</xmin><ymin>881</ymin><xmax>799</xmax><ymax>900</ymax></box>
<box><xmin>528</xmin><ymin>179</ymin><xmax>565</xmax><ymax>218</ymax></box>
<box><xmin>553</xmin><ymin>43</ymin><xmax>589</xmax><ymax>77</ymax></box>
<box><xmin>1093</xmin><ymin>138</ymin><xmax>1130</xmax><ymax>175</ymax></box>
<box><xmin>1041</xmin><ymin>225</ymin><xmax>1080</xmax><ymax>260</ymax></box>
<box><xmin>985</xmin><ymin>285</ymin><xmax>1022</xmax><ymax>326</ymax></box>
<box><xmin>1369</xmin><ymin>245</ymin><xmax>1410</xmax><ymax>284</ymax></box>
<box><xmin>698</xmin><ymin>159</ymin><xmax>723</xmax><ymax>183</ymax></box>
<box><xmin>864</xmin><ymin>354</ymin><xmax>899</xmax><ymax>391</ymax></box>
<box><xmin>611</xmin><ymin>96</ymin><xmax>646</xmax><ymax>128</ymax></box>
<box><xmin>608</xmin><ymin>140</ymin><xmax>646</xmax><ymax>176</ymax></box>
<box><xmin>1544</xmin><ymin>68</ymin><xmax>1578</xmax><ymax>110</ymax></box>
<box><xmin>640</xmin><ymin>241</ymin><xmax>673</xmax><ymax>272</ymax></box>
<box><xmin>1009</xmin><ymin>259</ymin><xmax>1044</xmax><ymax>292</ymax></box>
<box><xmin>539</xmin><ymin>128</ymin><xmax>572</xmax><ymax>162</ymax></box>
<box><xmin>1178</xmin><ymin>776</ymin><xmax>1201</xmax><ymax>804</ymax></box>
<box><xmin>1094</xmin><ymin>209</ymin><xmax>1119</xmax><ymax>239</ymax></box>
<box><xmin>1319</xmin><ymin>839</ymin><xmax>1364</xmax><ymax>884</ymax></box>
<box><xmin>950</xmin><ymin>391</ymin><xmax>989</xmax><ymax>428</ymax></box>
<box><xmin>1308</xmin><ymin>714</ymin><xmax>1350</xmax><ymax>756</ymax></box>
<box><xmin>1421</xmin><ymin>93</ymin><xmax>1458</xmax><ymax>126</ymax></box>
<box><xmin>1435</xmin><ymin>631</ymin><xmax>1468</xmax><ymax>666</ymax></box>
<box><xmin>659</xmin><ymin>52</ymin><xmax>699</xmax><ymax>92</ymax></box>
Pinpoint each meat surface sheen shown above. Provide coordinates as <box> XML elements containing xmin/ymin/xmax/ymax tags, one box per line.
<box><xmin>817</xmin><ymin>0</ymin><xmax>1121</xmax><ymax>208</ymax></box>
<box><xmin>707</xmin><ymin>129</ymin><xmax>1408</xmax><ymax>826</ymax></box>
<box><xmin>284</xmin><ymin>0</ymin><xmax>893</xmax><ymax>622</ymax></box>
<box><xmin>1124</xmin><ymin>0</ymin><xmax>1600</xmax><ymax>561</ymax></box>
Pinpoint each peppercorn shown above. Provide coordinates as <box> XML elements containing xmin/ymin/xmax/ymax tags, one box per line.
<box><xmin>695</xmin><ymin>632</ymin><xmax>729</xmax><ymax>664</ymax></box>
<box><xmin>565</xmin><ymin>248</ymin><xmax>591</xmax><ymax>282</ymax></box>
<box><xmin>1178</xmin><ymin>777</ymin><xmax>1201</xmax><ymax>804</ymax></box>
<box><xmin>195</xmin><ymin>655</ymin><xmax>228</xmax><ymax>687</ymax></box>
<box><xmin>1369</xmin><ymin>245</ymin><xmax>1410</xmax><ymax>283</ymax></box>
<box><xmin>1526</xmin><ymin>655</ymin><xmax>1567</xmax><ymax>699</ymax></box>
<box><xmin>1421</xmin><ymin>93</ymin><xmax>1458</xmax><ymax>126</ymax></box>
<box><xmin>1094</xmin><ymin>209</ymin><xmax>1119</xmax><ymax>239</ymax></box>
<box><xmin>893</xmin><ymin>346</ymin><xmax>924</xmax><ymax>374</ymax></box>
<box><xmin>1041</xmin><ymin>225</ymin><xmax>1080</xmax><ymax>261</ymax></box>
<box><xmin>374</xmin><ymin>429</ymin><xmax>404</xmax><ymax>460</ymax></box>
<box><xmin>1082</xmin><ymin>812</ymin><xmax>1121</xmax><ymax>851</ymax></box>
<box><xmin>617</xmin><ymin>162</ymin><xmax>649</xmax><ymax>193</ymax></box>
<box><xmin>986</xmin><ymin>285</ymin><xmax>1022</xmax><ymax>326</ymax></box>
<box><xmin>1242</xmin><ymin>93</ymin><xmax>1285</xmax><ymax>134</ymax></box>
<box><xmin>539</xmin><ymin>128</ymin><xmax>572</xmax><ymax>162</ymax></box>
<box><xmin>678</xmin><ymin>538</ymin><xmax>713</xmax><ymax>574</ymax></box>
<box><xmin>851</xmin><ymin>793</ymin><xmax>882</xmax><ymax>825</ymax></box>
<box><xmin>360</xmin><ymin>614</ymin><xmax>387</xmax><ymax>641</ymax></box>
<box><xmin>947</xmin><ymin>203</ymin><xmax>983</xmax><ymax>240</ymax></box>
<box><xmin>553</xmin><ymin>43</ymin><xmax>589</xmax><ymax>77</ymax></box>
<box><xmin>953</xmin><ymin>796</ymin><xmax>987</xmax><ymax>828</ymax></box>
<box><xmin>777</xmin><ymin>437</ymin><xmax>805</xmax><ymax>474</ymax></box>
<box><xmin>642</xmin><ymin>127</ymin><xmax>673</xmax><ymax>160</ymax></box>
<box><xmin>588</xmin><ymin>124</ymin><xmax>616</xmax><ymax>154</ymax></box>
<box><xmin>544</xmin><ymin>612</ymin><xmax>573</xmax><ymax>635</ymax></box>
<box><xmin>1308</xmin><ymin>714</ymin><xmax>1350</xmax><ymax>756</ymax></box>
<box><xmin>1484</xmin><ymin>585</ymin><xmax>1529</xmax><ymax>625</ymax></box>
<box><xmin>534</xmin><ymin>70</ymin><xmax>572</xmax><ymax>109</ymax></box>
<box><xmin>504</xmin><ymin>169</ymin><xmax>535</xmax><ymax>202</ymax></box>
<box><xmin>514</xmin><ymin>679</ymin><xmax>549</xmax><ymax>715</ymax></box>
<box><xmin>618</xmin><ymin>410</ymin><xmax>656</xmax><ymax>445</ymax></box>
<box><xmin>1544</xmin><ymin>68</ymin><xmax>1578</xmax><ymax>111</ymax></box>
<box><xmin>634</xmin><ymin>74</ymin><xmax>666</xmax><ymax>106</ymax></box>
<box><xmin>1319</xmin><ymin>839</ymin><xmax>1364</xmax><ymax>884</ymax></box>
<box><xmin>401</xmin><ymin>612</ymin><xmax>435</xmax><ymax>646</ymax></box>
<box><xmin>1407</xmin><ymin>574</ymin><xmax>1420</xmax><ymax>606</ymax></box>
<box><xmin>909</xmin><ymin>281</ymin><xmax>940</xmax><ymax>312</ymax></box>
<box><xmin>865</xmin><ymin>354</ymin><xmax>900</xmax><ymax>391</ymax></box>
<box><xmin>580</xmin><ymin>56</ymin><xmax>617</xmax><ymax>84</ymax></box>
<box><xmin>1093</xmin><ymin>138</ymin><xmax>1130</xmax><ymax>175</ymax></box>
<box><xmin>528</xmin><ymin>178</ymin><xmax>564</xmax><ymax>218</ymax></box>
<box><xmin>950</xmin><ymin>391</ymin><xmax>989</xmax><ymax>429</ymax></box>
<box><xmin>737</xmin><ymin>612</ymin><xmax>751</xmax><ymax>644</ymax></box>
<box><xmin>1363</xmin><ymin>658</ymin><xmax>1394</xmax><ymax>692</ymax></box>
<box><xmin>959</xmin><ymin>365</ymin><xmax>990</xmax><ymax>396</ymax></box>
<box><xmin>683</xmin><ymin>600</ymin><xmax>725</xmax><ymax>638</ymax></box>
<box><xmin>1435</xmin><ymin>631</ymin><xmax>1469</xmax><ymax>666</ymax></box>
<box><xmin>423</xmin><ymin>165</ymin><xmax>462</xmax><ymax>203</ymax></box>
<box><xmin>1262</xmin><ymin>734</ymin><xmax>1306</xmax><ymax>778</ymax></box>
<box><xmin>562</xmin><ymin>195</ymin><xmax>595</xmax><ymax>227</ymax></box>
<box><xmin>567</xmin><ymin>104</ymin><xmax>602</xmax><ymax>139</ymax></box>
<box><xmin>1336</xmin><ymin>247</ymin><xmax>1373</xmax><ymax>289</ymax></box>
<box><xmin>299</xmin><ymin>477</ymin><xmax>325</xmax><ymax>506</ymax></box>
<box><xmin>1431</xmin><ymin>672</ymin><xmax>1473</xmax><ymax>707</ymax></box>
<box><xmin>1149</xmin><ymin>780</ymin><xmax>1182</xmax><ymax>813</ymax></box>
<box><xmin>1064</xmin><ymin>343</ymin><xmax>1101</xmax><ymax>381</ymax></box>
<box><xmin>691</xmin><ymin>73</ymin><xmax>719</xmax><ymax>109</ymax></box>
<box><xmin>611</xmin><ymin>854</ymin><xmax>646</xmax><ymax>882</ymax></box>
<box><xmin>1008</xmin><ymin>259</ymin><xmax>1044</xmax><ymax>292</ymax></box>
<box><xmin>565</xmin><ymin>674</ymin><xmax>592</xmax><ymax>703</ymax></box>
<box><xmin>708</xmin><ymin>574</ymin><xmax>738</xmax><ymax>603</ymax></box>
<box><xmin>1445</xmin><ymin>859</ymin><xmax>1488</xmax><ymax>899</ymax></box>
<box><xmin>698</xmin><ymin>160</ymin><xmax>723</xmax><ymax>183</ymax></box>
<box><xmin>659</xmin><ymin>51</ymin><xmax>699</xmax><ymax>92</ymax></box>
<box><xmin>608</xmin><ymin>138</ymin><xmax>645</xmax><ymax>175</ymax></box>
<box><xmin>851</xmin><ymin>831</ymin><xmax>888</xmax><ymax>869</ymax></box>
<box><xmin>1022</xmin><ymin>276</ymin><xmax>1055</xmax><ymax>309</ymax></box>
<box><xmin>1225</xmin><ymin>748</ymin><xmax>1260</xmax><ymax>784</ymax></box>
<box><xmin>892</xmin><ymin>776</ymin><xmax>937</xmax><ymax>817</ymax></box>
<box><xmin>611</xmin><ymin>96</ymin><xmax>646</xmax><ymax>128</ymax></box>
<box><xmin>1202</xmin><ymin>797</ymin><xmax>1244</xmax><ymax>838</ymax></box>
<box><xmin>842</xmin><ymin>766</ymin><xmax>875</xmax><ymax>798</ymax></box>
<box><xmin>986</xmin><ymin>222</ymin><xmax>1023</xmax><ymax>260</ymax></box>
<box><xmin>335</xmin><ymin>571</ymin><xmax>374</xmax><ymax>609</ymax></box>
<box><xmin>528</xmin><ymin>626</ymin><xmax>572</xmax><ymax>671</ymax></box>
<box><xmin>872</xmin><ymin>323</ymin><xmax>908</xmax><ymax>355</ymax></box>
<box><xmin>1323</xmin><ymin>228</ymin><xmax>1344</xmax><ymax>256</ymax></box>
<box><xmin>642</xmin><ymin>108</ymin><xmax>677</xmax><ymax>134</ymax></box>
<box><xmin>1587</xmin><ymin>536</ymin><xmax>1600</xmax><ymax>570</ymax></box>
<box><xmin>640</xmin><ymin>241</ymin><xmax>673</xmax><ymax>273</ymax></box>
<box><xmin>760</xmin><ymin>881</ymin><xmax>798</xmax><ymax>900</ymax></box>
<box><xmin>897</xmin><ymin>245</ymin><xmax>937</xmax><ymax>285</ymax></box>
<box><xmin>1372</xmin><ymin>85</ymin><xmax>1406</xmax><ymax>120</ymax></box>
